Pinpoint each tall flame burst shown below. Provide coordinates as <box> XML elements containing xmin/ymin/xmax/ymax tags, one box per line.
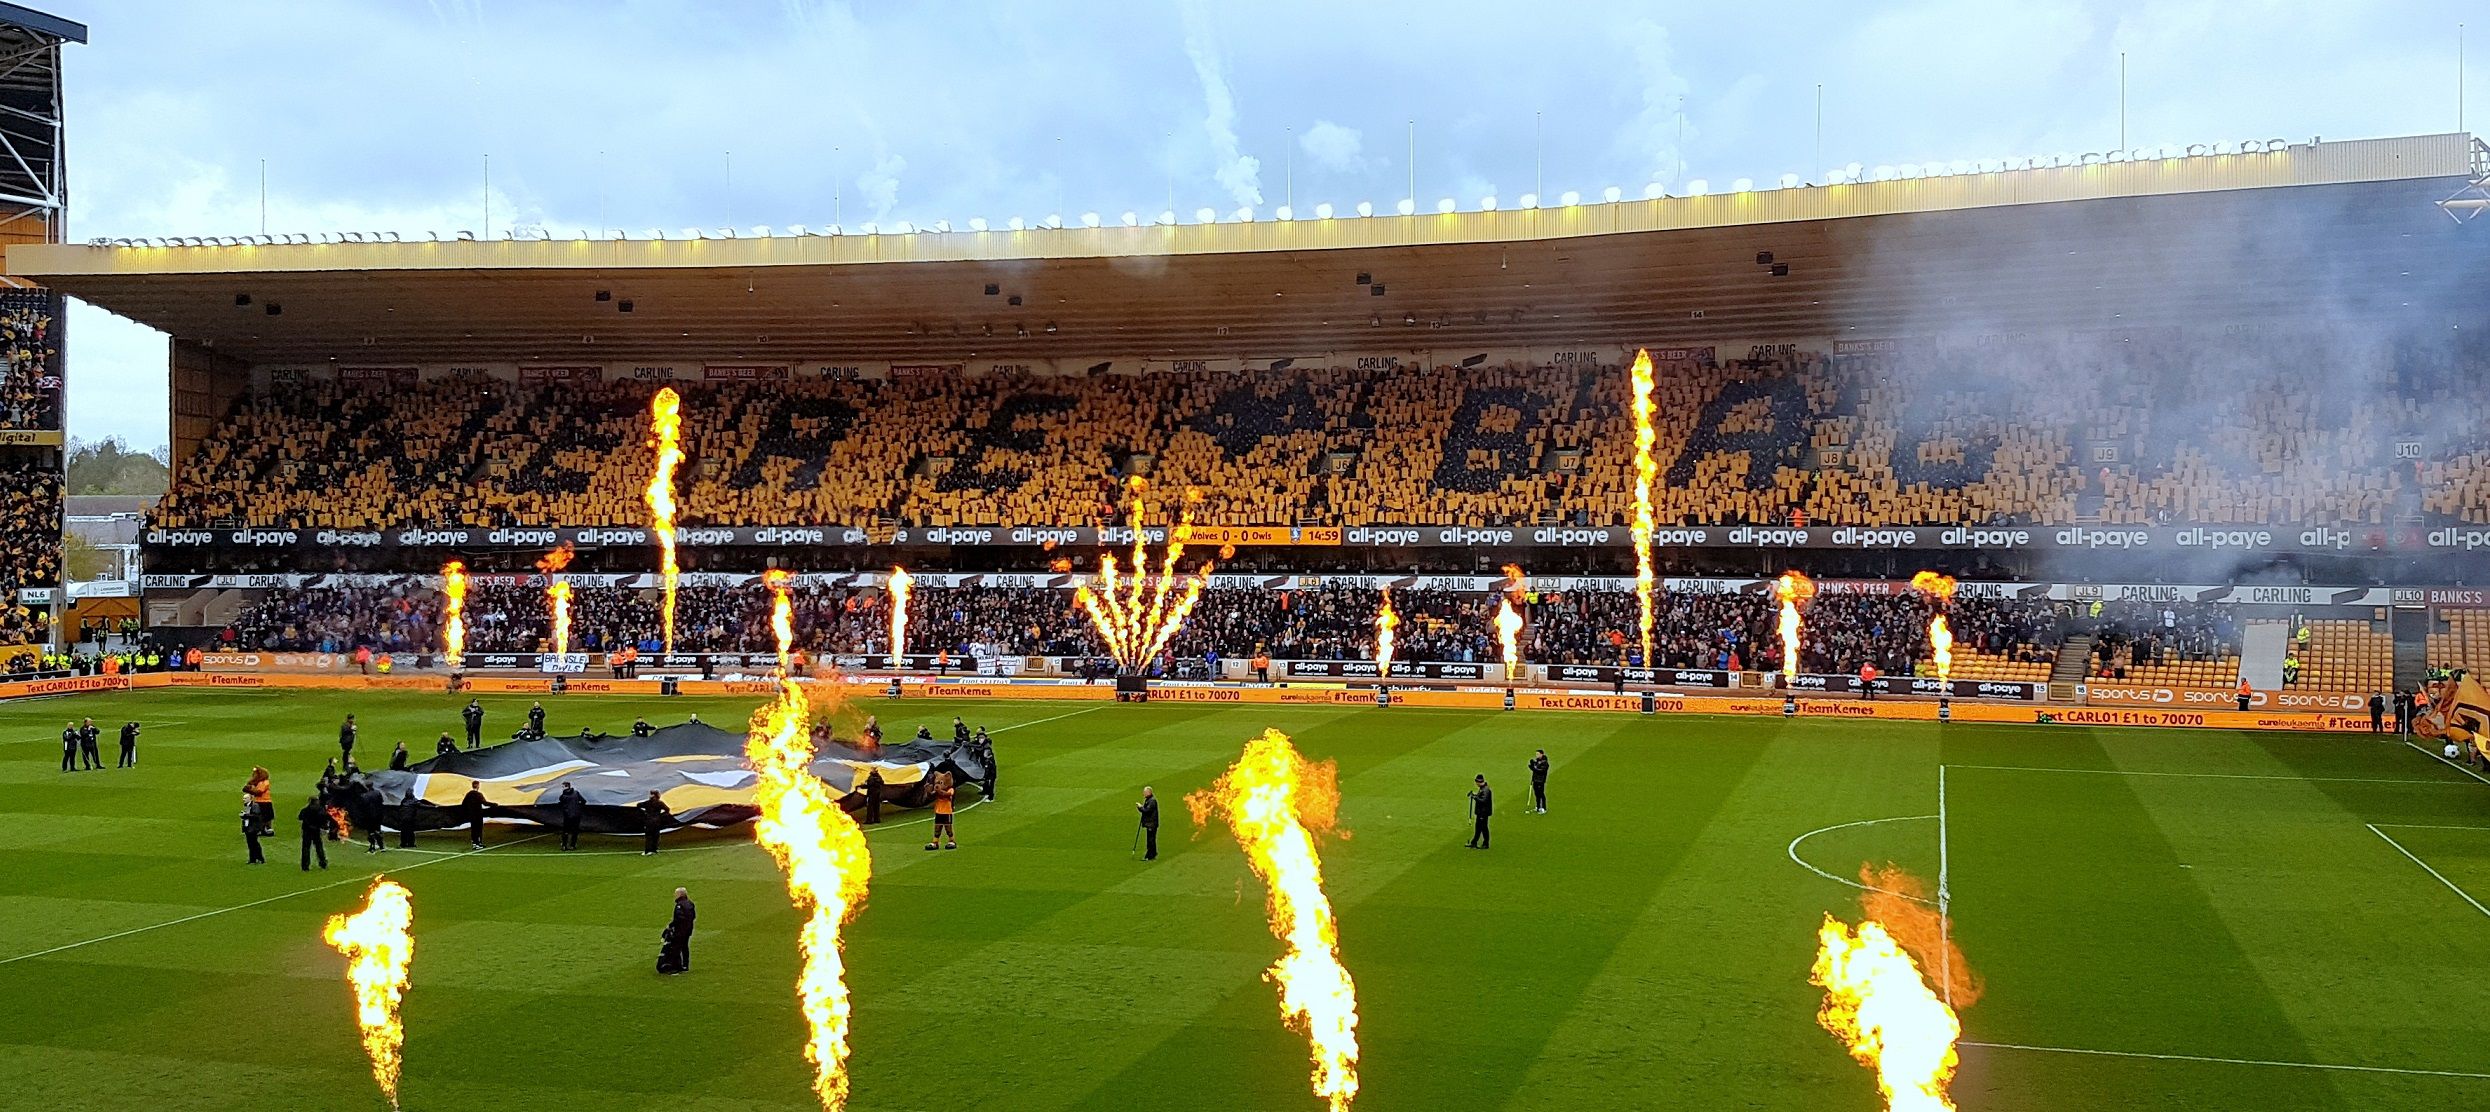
<box><xmin>1627</xmin><ymin>348</ymin><xmax>1659</xmax><ymax>665</ymax></box>
<box><xmin>1373</xmin><ymin>589</ymin><xmax>1399</xmax><ymax>679</ymax></box>
<box><xmin>323</xmin><ymin>878</ymin><xmax>415</xmax><ymax>1110</ymax></box>
<box><xmin>747</xmin><ymin>569</ymin><xmax>875</xmax><ymax>1109</ymax></box>
<box><xmin>440</xmin><ymin>560</ymin><xmax>468</xmax><ymax>669</ymax></box>
<box><xmin>1072</xmin><ymin>479</ymin><xmax>1215</xmax><ymax>672</ymax></box>
<box><xmin>1495</xmin><ymin>565</ymin><xmax>1528</xmax><ymax>681</ymax></box>
<box><xmin>886</xmin><ymin>566</ymin><xmax>914</xmax><ymax>667</ymax></box>
<box><xmin>537</xmin><ymin>543</ymin><xmax>576</xmax><ymax>656</ymax></box>
<box><xmin>1187</xmin><ymin>730</ymin><xmax>1361</xmax><ymax>1111</ymax></box>
<box><xmin>1812</xmin><ymin>914</ymin><xmax>1963</xmax><ymax>1112</ymax></box>
<box><xmin>1775</xmin><ymin>571</ymin><xmax>1818</xmax><ymax>682</ymax></box>
<box><xmin>1911</xmin><ymin>572</ymin><xmax>1958</xmax><ymax>682</ymax></box>
<box><xmin>644</xmin><ymin>387</ymin><xmax>685</xmax><ymax>651</ymax></box>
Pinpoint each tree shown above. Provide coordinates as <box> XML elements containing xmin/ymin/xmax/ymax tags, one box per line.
<box><xmin>64</xmin><ymin>437</ymin><xmax>169</xmax><ymax>496</ymax></box>
<box><xmin>60</xmin><ymin>531</ymin><xmax>112</xmax><ymax>581</ymax></box>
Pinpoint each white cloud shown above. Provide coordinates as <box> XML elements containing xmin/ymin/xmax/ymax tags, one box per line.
<box><xmin>1179</xmin><ymin>0</ymin><xmax>1263</xmax><ymax>208</ymax></box>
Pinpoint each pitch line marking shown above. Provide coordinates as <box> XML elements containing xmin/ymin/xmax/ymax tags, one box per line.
<box><xmin>0</xmin><ymin>833</ymin><xmax>554</xmax><ymax>967</ymax></box>
<box><xmin>1937</xmin><ymin>764</ymin><xmax>1953</xmax><ymax>1007</ymax></box>
<box><xmin>2404</xmin><ymin>740</ymin><xmax>2490</xmax><ymax>785</ymax></box>
<box><xmin>1785</xmin><ymin>815</ymin><xmax>1938</xmax><ymax>903</ymax></box>
<box><xmin>2365</xmin><ymin>824</ymin><xmax>2490</xmax><ymax>921</ymax></box>
<box><xmin>1962</xmin><ymin>1040</ymin><xmax>2490</xmax><ymax>1081</ymax></box>
<box><xmin>1943</xmin><ymin>762</ymin><xmax>2469</xmax><ymax>786</ymax></box>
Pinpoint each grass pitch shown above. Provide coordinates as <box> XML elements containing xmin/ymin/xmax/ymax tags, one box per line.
<box><xmin>4</xmin><ymin>688</ymin><xmax>2489</xmax><ymax>1111</ymax></box>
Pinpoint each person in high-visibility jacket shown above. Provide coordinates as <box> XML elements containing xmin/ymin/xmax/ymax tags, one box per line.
<box><xmin>2281</xmin><ymin>653</ymin><xmax>2301</xmax><ymax>686</ymax></box>
<box><xmin>2236</xmin><ymin>677</ymin><xmax>2253</xmax><ymax>712</ymax></box>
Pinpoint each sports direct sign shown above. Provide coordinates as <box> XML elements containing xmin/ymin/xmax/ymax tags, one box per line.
<box><xmin>2078</xmin><ymin>684</ymin><xmax>2371</xmax><ymax>711</ymax></box>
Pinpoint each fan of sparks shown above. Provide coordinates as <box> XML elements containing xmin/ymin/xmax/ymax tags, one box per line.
<box><xmin>1074</xmin><ymin>479</ymin><xmax>1215</xmax><ymax>672</ymax></box>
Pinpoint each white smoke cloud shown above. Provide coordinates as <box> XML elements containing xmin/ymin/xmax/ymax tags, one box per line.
<box><xmin>1612</xmin><ymin>19</ymin><xmax>1692</xmax><ymax>188</ymax></box>
<box><xmin>1179</xmin><ymin>0</ymin><xmax>1262</xmax><ymax>208</ymax></box>
<box><xmin>1299</xmin><ymin>121</ymin><xmax>1365</xmax><ymax>173</ymax></box>
<box><xmin>855</xmin><ymin>152</ymin><xmax>907</xmax><ymax>224</ymax></box>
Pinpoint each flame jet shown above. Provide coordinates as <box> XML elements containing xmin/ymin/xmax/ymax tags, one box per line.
<box><xmin>323</xmin><ymin>878</ymin><xmax>415</xmax><ymax>1110</ymax></box>
<box><xmin>1775</xmin><ymin>571</ymin><xmax>1818</xmax><ymax>682</ymax></box>
<box><xmin>1627</xmin><ymin>348</ymin><xmax>1659</xmax><ymax>665</ymax></box>
<box><xmin>1374</xmin><ymin>589</ymin><xmax>1399</xmax><ymax>679</ymax></box>
<box><xmin>645</xmin><ymin>387</ymin><xmax>685</xmax><ymax>651</ymax></box>
<box><xmin>746</xmin><ymin>569</ymin><xmax>875</xmax><ymax>1109</ymax></box>
<box><xmin>538</xmin><ymin>543</ymin><xmax>576</xmax><ymax>656</ymax></box>
<box><xmin>886</xmin><ymin>566</ymin><xmax>914</xmax><ymax>667</ymax></box>
<box><xmin>440</xmin><ymin>560</ymin><xmax>468</xmax><ymax>669</ymax></box>
<box><xmin>1188</xmin><ymin>730</ymin><xmax>1361</xmax><ymax>1111</ymax></box>
<box><xmin>1495</xmin><ymin>565</ymin><xmax>1528</xmax><ymax>681</ymax></box>
<box><xmin>1911</xmin><ymin>572</ymin><xmax>1958</xmax><ymax>682</ymax></box>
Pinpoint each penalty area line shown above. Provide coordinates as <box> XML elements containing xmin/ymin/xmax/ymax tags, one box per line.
<box><xmin>1962</xmin><ymin>1040</ymin><xmax>2490</xmax><ymax>1081</ymax></box>
<box><xmin>2366</xmin><ymin>823</ymin><xmax>2490</xmax><ymax>921</ymax></box>
<box><xmin>1943</xmin><ymin>763</ymin><xmax>2469</xmax><ymax>786</ymax></box>
<box><xmin>0</xmin><ymin>833</ymin><xmax>553</xmax><ymax>968</ymax></box>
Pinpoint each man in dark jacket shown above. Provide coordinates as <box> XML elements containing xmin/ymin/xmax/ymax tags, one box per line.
<box><xmin>2369</xmin><ymin>693</ymin><xmax>2386</xmax><ymax>734</ymax></box>
<box><xmin>974</xmin><ymin>727</ymin><xmax>998</xmax><ymax>802</ymax></box>
<box><xmin>117</xmin><ymin>722</ymin><xmax>140</xmax><ymax>768</ymax></box>
<box><xmin>1467</xmin><ymin>775</ymin><xmax>1494</xmax><ymax>850</ymax></box>
<box><xmin>526</xmin><ymin>701</ymin><xmax>547</xmax><ymax>737</ymax></box>
<box><xmin>242</xmin><ymin>807</ymin><xmax>265</xmax><ymax>864</ymax></box>
<box><xmin>298</xmin><ymin>795</ymin><xmax>331</xmax><ymax>871</ymax></box>
<box><xmin>630</xmin><ymin>716</ymin><xmax>655</xmax><ymax>738</ymax></box>
<box><xmin>59</xmin><ymin>721</ymin><xmax>77</xmax><ymax>772</ymax></box>
<box><xmin>1527</xmin><ymin>749</ymin><xmax>1551</xmax><ymax>814</ymax></box>
<box><xmin>862</xmin><ymin>768</ymin><xmax>885</xmax><ymax>825</ymax></box>
<box><xmin>388</xmin><ymin>739</ymin><xmax>409</xmax><ymax>771</ymax></box>
<box><xmin>357</xmin><ymin>781</ymin><xmax>388</xmax><ymax>853</ymax></box>
<box><xmin>397</xmin><ymin>790</ymin><xmax>420</xmax><ymax>849</ymax></box>
<box><xmin>435</xmin><ymin>733</ymin><xmax>458</xmax><ymax>759</ymax></box>
<box><xmin>638</xmin><ymin>791</ymin><xmax>673</xmax><ymax>855</ymax></box>
<box><xmin>557</xmin><ymin>781</ymin><xmax>587</xmax><ymax>850</ymax></box>
<box><xmin>461</xmin><ymin>780</ymin><xmax>488</xmax><ymax>849</ymax></box>
<box><xmin>337</xmin><ymin>715</ymin><xmax>357</xmax><ymax>766</ymax></box>
<box><xmin>660</xmin><ymin>887</ymin><xmax>695</xmax><ymax>974</ymax></box>
<box><xmin>1136</xmin><ymin>786</ymin><xmax>1160</xmax><ymax>862</ymax></box>
<box><xmin>79</xmin><ymin>718</ymin><xmax>100</xmax><ymax>770</ymax></box>
<box><xmin>462</xmin><ymin>700</ymin><xmax>485</xmax><ymax>748</ymax></box>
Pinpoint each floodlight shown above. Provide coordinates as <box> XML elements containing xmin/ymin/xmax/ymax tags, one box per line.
<box><xmin>1517</xmin><ymin>193</ymin><xmax>1537</xmax><ymax>208</ymax></box>
<box><xmin>1121</xmin><ymin>211</ymin><xmax>1139</xmax><ymax>226</ymax></box>
<box><xmin>1195</xmin><ymin>207</ymin><xmax>1217</xmax><ymax>223</ymax></box>
<box><xmin>1081</xmin><ymin>212</ymin><xmax>1100</xmax><ymax>227</ymax></box>
<box><xmin>1685</xmin><ymin>179</ymin><xmax>1708</xmax><ymax>196</ymax></box>
<box><xmin>1479</xmin><ymin>195</ymin><xmax>1498</xmax><ymax>210</ymax></box>
<box><xmin>1435</xmin><ymin>198</ymin><xmax>1456</xmax><ymax>213</ymax></box>
<box><xmin>1644</xmin><ymin>182</ymin><xmax>1667</xmax><ymax>198</ymax></box>
<box><xmin>1730</xmin><ymin>178</ymin><xmax>1753</xmax><ymax>193</ymax></box>
<box><xmin>1559</xmin><ymin>190</ymin><xmax>1580</xmax><ymax>206</ymax></box>
<box><xmin>968</xmin><ymin>217</ymin><xmax>988</xmax><ymax>232</ymax></box>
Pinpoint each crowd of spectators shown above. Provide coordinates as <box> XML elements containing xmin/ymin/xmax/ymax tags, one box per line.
<box><xmin>150</xmin><ymin>336</ymin><xmax>2490</xmax><ymax>534</ymax></box>
<box><xmin>212</xmin><ymin>579</ymin><xmax>2074</xmax><ymax>679</ymax></box>
<box><xmin>0</xmin><ymin>291</ymin><xmax>60</xmax><ymax>431</ymax></box>
<box><xmin>1</xmin><ymin>454</ymin><xmax>62</xmax><ymax>624</ymax></box>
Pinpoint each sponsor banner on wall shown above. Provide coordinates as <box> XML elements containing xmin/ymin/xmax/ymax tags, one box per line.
<box><xmin>1279</xmin><ymin>659</ymin><xmax>1493</xmax><ymax>681</ymax></box>
<box><xmin>2079</xmin><ymin>684</ymin><xmax>2370</xmax><ymax>711</ymax></box>
<box><xmin>137</xmin><ymin>521</ymin><xmax>2467</xmax><ymax>555</ymax></box>
<box><xmin>1775</xmin><ymin>673</ymin><xmax>2043</xmax><ymax>700</ymax></box>
<box><xmin>1543</xmin><ymin>664</ymin><xmax>1736</xmax><ymax>688</ymax></box>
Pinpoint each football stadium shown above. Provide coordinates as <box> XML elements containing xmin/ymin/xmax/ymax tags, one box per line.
<box><xmin>6</xmin><ymin>5</ymin><xmax>2490</xmax><ymax>1110</ymax></box>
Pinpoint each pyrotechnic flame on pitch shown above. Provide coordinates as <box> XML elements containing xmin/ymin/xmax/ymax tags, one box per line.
<box><xmin>1374</xmin><ymin>589</ymin><xmax>1399</xmax><ymax>679</ymax></box>
<box><xmin>440</xmin><ymin>560</ymin><xmax>468</xmax><ymax>669</ymax></box>
<box><xmin>886</xmin><ymin>566</ymin><xmax>913</xmax><ymax>668</ymax></box>
<box><xmin>1812</xmin><ymin>913</ymin><xmax>1963</xmax><ymax>1112</ymax></box>
<box><xmin>1496</xmin><ymin>565</ymin><xmax>1527</xmax><ymax>682</ymax></box>
<box><xmin>1187</xmin><ymin>730</ymin><xmax>1361</xmax><ymax>1111</ymax></box>
<box><xmin>1910</xmin><ymin>573</ymin><xmax>1957</xmax><ymax>683</ymax></box>
<box><xmin>748</xmin><ymin>568</ymin><xmax>874</xmax><ymax>1110</ymax></box>
<box><xmin>1073</xmin><ymin>480</ymin><xmax>1214</xmax><ymax>672</ymax></box>
<box><xmin>1775</xmin><ymin>571</ymin><xmax>1817</xmax><ymax>682</ymax></box>
<box><xmin>645</xmin><ymin>386</ymin><xmax>684</xmax><ymax>651</ymax></box>
<box><xmin>323</xmin><ymin>877</ymin><xmax>414</xmax><ymax>1110</ymax></box>
<box><xmin>1628</xmin><ymin>348</ymin><xmax>1659</xmax><ymax>666</ymax></box>
<box><xmin>538</xmin><ymin>543</ymin><xmax>576</xmax><ymax>657</ymax></box>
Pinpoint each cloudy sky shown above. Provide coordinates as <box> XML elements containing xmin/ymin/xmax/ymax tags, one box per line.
<box><xmin>39</xmin><ymin>0</ymin><xmax>2484</xmax><ymax>449</ymax></box>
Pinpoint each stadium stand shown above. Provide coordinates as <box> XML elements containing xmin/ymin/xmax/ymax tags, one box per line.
<box><xmin>151</xmin><ymin>338</ymin><xmax>2490</xmax><ymax>532</ymax></box>
<box><xmin>210</xmin><ymin>579</ymin><xmax>2075</xmax><ymax>681</ymax></box>
<box><xmin>0</xmin><ymin>289</ymin><xmax>60</xmax><ymax>431</ymax></box>
<box><xmin>2427</xmin><ymin>610</ymin><xmax>2490</xmax><ymax>683</ymax></box>
<box><xmin>0</xmin><ymin>453</ymin><xmax>62</xmax><ymax>633</ymax></box>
